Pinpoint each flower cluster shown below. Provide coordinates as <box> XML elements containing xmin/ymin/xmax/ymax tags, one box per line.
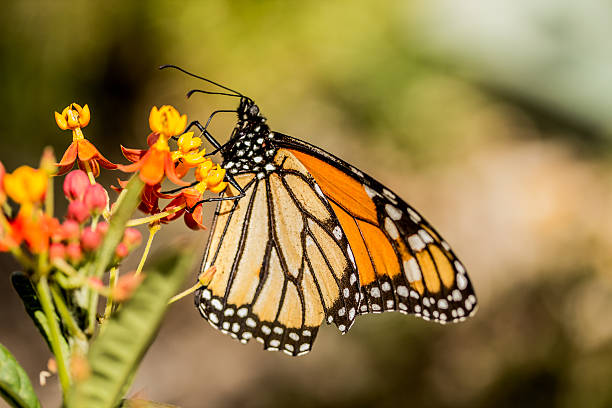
<box><xmin>0</xmin><ymin>97</ymin><xmax>227</xmax><ymax>405</ymax></box>
<box><xmin>1</xmin><ymin>100</ymin><xmax>227</xmax><ymax>312</ymax></box>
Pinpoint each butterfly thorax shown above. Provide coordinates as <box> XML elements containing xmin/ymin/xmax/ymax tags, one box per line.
<box><xmin>222</xmin><ymin>98</ymin><xmax>278</xmax><ymax>180</ymax></box>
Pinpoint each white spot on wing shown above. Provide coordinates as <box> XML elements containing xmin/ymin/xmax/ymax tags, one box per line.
<box><xmin>314</xmin><ymin>184</ymin><xmax>325</xmax><ymax>198</ymax></box>
<box><xmin>403</xmin><ymin>258</ymin><xmax>422</xmax><ymax>282</ymax></box>
<box><xmin>407</xmin><ymin>207</ymin><xmax>421</xmax><ymax>222</ymax></box>
<box><xmin>347</xmin><ymin>245</ymin><xmax>356</xmax><ymax>268</ymax></box>
<box><xmin>364</xmin><ymin>185</ymin><xmax>378</xmax><ymax>198</ymax></box>
<box><xmin>457</xmin><ymin>274</ymin><xmax>468</xmax><ymax>290</ymax></box>
<box><xmin>385</xmin><ymin>204</ymin><xmax>402</xmax><ymax>220</ymax></box>
<box><xmin>383</xmin><ymin>188</ymin><xmax>395</xmax><ymax>200</ymax></box>
<box><xmin>350</xmin><ymin>166</ymin><xmax>364</xmax><ymax>177</ymax></box>
<box><xmin>418</xmin><ymin>230</ymin><xmax>434</xmax><ymax>244</ymax></box>
<box><xmin>408</xmin><ymin>234</ymin><xmax>426</xmax><ymax>251</ymax></box>
<box><xmin>333</xmin><ymin>226</ymin><xmax>343</xmax><ymax>240</ymax></box>
<box><xmin>384</xmin><ymin>218</ymin><xmax>399</xmax><ymax>239</ymax></box>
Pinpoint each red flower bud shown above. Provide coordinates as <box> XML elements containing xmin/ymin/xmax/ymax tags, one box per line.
<box><xmin>96</xmin><ymin>221</ymin><xmax>109</xmax><ymax>235</ymax></box>
<box><xmin>67</xmin><ymin>200</ymin><xmax>90</xmax><ymax>223</ymax></box>
<box><xmin>81</xmin><ymin>226</ymin><xmax>101</xmax><ymax>251</ymax></box>
<box><xmin>63</xmin><ymin>170</ymin><xmax>90</xmax><ymax>201</ymax></box>
<box><xmin>115</xmin><ymin>242</ymin><xmax>129</xmax><ymax>258</ymax></box>
<box><xmin>49</xmin><ymin>243</ymin><xmax>66</xmax><ymax>260</ymax></box>
<box><xmin>66</xmin><ymin>242</ymin><xmax>83</xmax><ymax>262</ymax></box>
<box><xmin>112</xmin><ymin>272</ymin><xmax>145</xmax><ymax>302</ymax></box>
<box><xmin>123</xmin><ymin>228</ymin><xmax>142</xmax><ymax>248</ymax></box>
<box><xmin>83</xmin><ymin>183</ymin><xmax>108</xmax><ymax>214</ymax></box>
<box><xmin>60</xmin><ymin>219</ymin><xmax>81</xmax><ymax>240</ymax></box>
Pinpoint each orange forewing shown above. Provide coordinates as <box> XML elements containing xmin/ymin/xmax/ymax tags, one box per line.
<box><xmin>292</xmin><ymin>149</ymin><xmax>403</xmax><ymax>286</ymax></box>
<box><xmin>290</xmin><ymin>149</ymin><xmax>378</xmax><ymax>224</ymax></box>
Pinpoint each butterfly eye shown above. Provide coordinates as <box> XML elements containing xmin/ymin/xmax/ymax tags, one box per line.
<box><xmin>249</xmin><ymin>105</ymin><xmax>260</xmax><ymax>116</ymax></box>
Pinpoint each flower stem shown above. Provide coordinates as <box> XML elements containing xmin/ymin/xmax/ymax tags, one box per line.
<box><xmin>83</xmin><ymin>160</ymin><xmax>96</xmax><ymax>185</ymax></box>
<box><xmin>50</xmin><ymin>283</ymin><xmax>87</xmax><ymax>342</ymax></box>
<box><xmin>135</xmin><ymin>222</ymin><xmax>161</xmax><ymax>276</ymax></box>
<box><xmin>125</xmin><ymin>205</ymin><xmax>184</xmax><ymax>227</ymax></box>
<box><xmin>102</xmin><ymin>267</ymin><xmax>118</xmax><ymax>322</ymax></box>
<box><xmin>168</xmin><ymin>266</ymin><xmax>216</xmax><ymax>304</ymax></box>
<box><xmin>168</xmin><ymin>281</ymin><xmax>203</xmax><ymax>304</ymax></box>
<box><xmin>36</xmin><ymin>276</ymin><xmax>71</xmax><ymax>398</ymax></box>
<box><xmin>45</xmin><ymin>171</ymin><xmax>54</xmax><ymax>217</ymax></box>
<box><xmin>86</xmin><ymin>175</ymin><xmax>144</xmax><ymax>335</ymax></box>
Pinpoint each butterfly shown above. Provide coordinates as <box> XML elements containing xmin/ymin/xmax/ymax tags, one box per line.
<box><xmin>162</xmin><ymin>65</ymin><xmax>478</xmax><ymax>356</ymax></box>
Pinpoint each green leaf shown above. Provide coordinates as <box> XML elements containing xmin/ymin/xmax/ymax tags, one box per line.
<box><xmin>67</xmin><ymin>252</ymin><xmax>194</xmax><ymax>408</ymax></box>
<box><xmin>10</xmin><ymin>272</ymin><xmax>70</xmax><ymax>358</ymax></box>
<box><xmin>0</xmin><ymin>343</ymin><xmax>41</xmax><ymax>408</ymax></box>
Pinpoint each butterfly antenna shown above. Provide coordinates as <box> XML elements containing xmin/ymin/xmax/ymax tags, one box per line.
<box><xmin>186</xmin><ymin>89</ymin><xmax>242</xmax><ymax>99</ymax></box>
<box><xmin>159</xmin><ymin>64</ymin><xmax>243</xmax><ymax>97</ymax></box>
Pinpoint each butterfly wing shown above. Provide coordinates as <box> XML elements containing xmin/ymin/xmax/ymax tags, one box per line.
<box><xmin>195</xmin><ymin>149</ymin><xmax>360</xmax><ymax>356</ymax></box>
<box><xmin>276</xmin><ymin>134</ymin><xmax>478</xmax><ymax>324</ymax></box>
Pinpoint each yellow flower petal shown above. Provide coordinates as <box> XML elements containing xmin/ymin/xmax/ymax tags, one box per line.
<box><xmin>4</xmin><ymin>166</ymin><xmax>47</xmax><ymax>204</ymax></box>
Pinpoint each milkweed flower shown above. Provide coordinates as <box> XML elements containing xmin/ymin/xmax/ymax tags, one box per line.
<box><xmin>172</xmin><ymin>132</ymin><xmax>207</xmax><ymax>177</ymax></box>
<box><xmin>161</xmin><ymin>160</ymin><xmax>228</xmax><ymax>230</ymax></box>
<box><xmin>118</xmin><ymin>106</ymin><xmax>189</xmax><ymax>187</ymax></box>
<box><xmin>149</xmin><ymin>105</ymin><xmax>187</xmax><ymax>139</ymax></box>
<box><xmin>3</xmin><ymin>165</ymin><xmax>48</xmax><ymax>208</ymax></box>
<box><xmin>9</xmin><ymin>211</ymin><xmax>60</xmax><ymax>253</ymax></box>
<box><xmin>55</xmin><ymin>103</ymin><xmax>117</xmax><ymax>177</ymax></box>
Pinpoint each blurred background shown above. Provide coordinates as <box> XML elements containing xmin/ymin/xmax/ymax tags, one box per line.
<box><xmin>1</xmin><ymin>1</ymin><xmax>612</xmax><ymax>407</ymax></box>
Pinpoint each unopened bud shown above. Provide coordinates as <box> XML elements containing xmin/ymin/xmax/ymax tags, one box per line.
<box><xmin>63</xmin><ymin>170</ymin><xmax>89</xmax><ymax>201</ymax></box>
<box><xmin>66</xmin><ymin>242</ymin><xmax>83</xmax><ymax>263</ymax></box>
<box><xmin>60</xmin><ymin>219</ymin><xmax>81</xmax><ymax>240</ymax></box>
<box><xmin>81</xmin><ymin>226</ymin><xmax>101</xmax><ymax>251</ymax></box>
<box><xmin>49</xmin><ymin>243</ymin><xmax>66</xmax><ymax>260</ymax></box>
<box><xmin>67</xmin><ymin>200</ymin><xmax>90</xmax><ymax>223</ymax></box>
<box><xmin>123</xmin><ymin>228</ymin><xmax>142</xmax><ymax>248</ymax></box>
<box><xmin>83</xmin><ymin>183</ymin><xmax>108</xmax><ymax>214</ymax></box>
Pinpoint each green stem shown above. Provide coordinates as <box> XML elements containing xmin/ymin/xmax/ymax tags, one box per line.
<box><xmin>86</xmin><ymin>175</ymin><xmax>144</xmax><ymax>335</ymax></box>
<box><xmin>83</xmin><ymin>160</ymin><xmax>96</xmax><ymax>185</ymax></box>
<box><xmin>135</xmin><ymin>223</ymin><xmax>160</xmax><ymax>276</ymax></box>
<box><xmin>50</xmin><ymin>283</ymin><xmax>87</xmax><ymax>342</ymax></box>
<box><xmin>45</xmin><ymin>170</ymin><xmax>54</xmax><ymax>217</ymax></box>
<box><xmin>125</xmin><ymin>206</ymin><xmax>183</xmax><ymax>227</ymax></box>
<box><xmin>102</xmin><ymin>267</ymin><xmax>119</xmax><ymax>322</ymax></box>
<box><xmin>36</xmin><ymin>276</ymin><xmax>71</xmax><ymax>398</ymax></box>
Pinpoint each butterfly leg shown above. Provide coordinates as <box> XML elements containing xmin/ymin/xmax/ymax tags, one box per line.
<box><xmin>186</xmin><ymin>174</ymin><xmax>246</xmax><ymax>212</ymax></box>
<box><xmin>174</xmin><ymin>109</ymin><xmax>237</xmax><ymax>154</ymax></box>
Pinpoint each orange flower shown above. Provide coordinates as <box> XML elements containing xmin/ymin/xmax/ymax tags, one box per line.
<box><xmin>172</xmin><ymin>132</ymin><xmax>208</xmax><ymax>178</ymax></box>
<box><xmin>118</xmin><ymin>132</ymin><xmax>188</xmax><ymax>187</ymax></box>
<box><xmin>149</xmin><ymin>105</ymin><xmax>187</xmax><ymax>139</ymax></box>
<box><xmin>55</xmin><ymin>103</ymin><xmax>117</xmax><ymax>177</ymax></box>
<box><xmin>161</xmin><ymin>187</ymin><xmax>206</xmax><ymax>230</ymax></box>
<box><xmin>4</xmin><ymin>165</ymin><xmax>48</xmax><ymax>205</ymax></box>
<box><xmin>10</xmin><ymin>210</ymin><xmax>60</xmax><ymax>253</ymax></box>
<box><xmin>112</xmin><ymin>179</ymin><xmax>174</xmax><ymax>215</ymax></box>
<box><xmin>160</xmin><ymin>160</ymin><xmax>228</xmax><ymax>230</ymax></box>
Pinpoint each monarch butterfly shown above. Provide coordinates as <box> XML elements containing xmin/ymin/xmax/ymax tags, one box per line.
<box><xmin>162</xmin><ymin>65</ymin><xmax>478</xmax><ymax>356</ymax></box>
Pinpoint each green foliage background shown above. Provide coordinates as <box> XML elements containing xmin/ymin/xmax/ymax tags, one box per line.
<box><xmin>1</xmin><ymin>1</ymin><xmax>612</xmax><ymax>407</ymax></box>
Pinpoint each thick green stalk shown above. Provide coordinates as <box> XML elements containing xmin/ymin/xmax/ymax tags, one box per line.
<box><xmin>36</xmin><ymin>277</ymin><xmax>71</xmax><ymax>399</ymax></box>
<box><xmin>86</xmin><ymin>175</ymin><xmax>144</xmax><ymax>335</ymax></box>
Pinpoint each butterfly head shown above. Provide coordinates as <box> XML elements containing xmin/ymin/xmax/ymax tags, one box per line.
<box><xmin>237</xmin><ymin>97</ymin><xmax>263</xmax><ymax>122</ymax></box>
